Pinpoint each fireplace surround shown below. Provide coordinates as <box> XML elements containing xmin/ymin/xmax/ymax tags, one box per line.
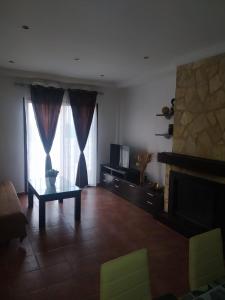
<box><xmin>158</xmin><ymin>152</ymin><xmax>225</xmax><ymax>238</ymax></box>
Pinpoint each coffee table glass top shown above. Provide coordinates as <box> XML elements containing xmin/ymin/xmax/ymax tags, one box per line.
<box><xmin>28</xmin><ymin>176</ymin><xmax>81</xmax><ymax>196</ymax></box>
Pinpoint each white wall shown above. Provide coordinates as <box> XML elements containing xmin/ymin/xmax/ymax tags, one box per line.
<box><xmin>119</xmin><ymin>70</ymin><xmax>176</xmax><ymax>185</ymax></box>
<box><xmin>0</xmin><ymin>76</ymin><xmax>25</xmax><ymax>192</ymax></box>
<box><xmin>97</xmin><ymin>87</ymin><xmax>120</xmax><ymax>180</ymax></box>
<box><xmin>0</xmin><ymin>74</ymin><xmax>120</xmax><ymax>192</ymax></box>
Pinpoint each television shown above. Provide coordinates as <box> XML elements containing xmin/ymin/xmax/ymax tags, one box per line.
<box><xmin>110</xmin><ymin>144</ymin><xmax>130</xmax><ymax>169</ymax></box>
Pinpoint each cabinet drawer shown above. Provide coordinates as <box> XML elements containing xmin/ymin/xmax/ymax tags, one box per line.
<box><xmin>112</xmin><ymin>183</ymin><xmax>121</xmax><ymax>191</ymax></box>
<box><xmin>101</xmin><ymin>174</ymin><xmax>123</xmax><ymax>193</ymax></box>
<box><xmin>141</xmin><ymin>191</ymin><xmax>164</xmax><ymax>214</ymax></box>
<box><xmin>142</xmin><ymin>191</ymin><xmax>158</xmax><ymax>205</ymax></box>
<box><xmin>141</xmin><ymin>199</ymin><xmax>155</xmax><ymax>212</ymax></box>
<box><xmin>120</xmin><ymin>181</ymin><xmax>140</xmax><ymax>203</ymax></box>
<box><xmin>113</xmin><ymin>177</ymin><xmax>120</xmax><ymax>184</ymax></box>
<box><xmin>111</xmin><ymin>177</ymin><xmax>123</xmax><ymax>193</ymax></box>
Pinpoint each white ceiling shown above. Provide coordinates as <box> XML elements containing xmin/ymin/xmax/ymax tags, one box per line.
<box><xmin>1</xmin><ymin>0</ymin><xmax>225</xmax><ymax>86</ymax></box>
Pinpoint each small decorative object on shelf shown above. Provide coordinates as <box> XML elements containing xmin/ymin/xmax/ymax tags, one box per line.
<box><xmin>156</xmin><ymin>98</ymin><xmax>175</xmax><ymax>119</ymax></box>
<box><xmin>46</xmin><ymin>169</ymin><xmax>59</xmax><ymax>185</ymax></box>
<box><xmin>136</xmin><ymin>152</ymin><xmax>152</xmax><ymax>185</ymax></box>
<box><xmin>168</xmin><ymin>123</ymin><xmax>173</xmax><ymax>135</ymax></box>
<box><xmin>145</xmin><ymin>181</ymin><xmax>163</xmax><ymax>192</ymax></box>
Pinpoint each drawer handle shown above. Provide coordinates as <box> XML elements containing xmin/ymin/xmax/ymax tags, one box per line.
<box><xmin>129</xmin><ymin>184</ymin><xmax>135</xmax><ymax>188</ymax></box>
<box><xmin>147</xmin><ymin>200</ymin><xmax>153</xmax><ymax>205</ymax></box>
<box><xmin>147</xmin><ymin>192</ymin><xmax>154</xmax><ymax>197</ymax></box>
<box><xmin>114</xmin><ymin>185</ymin><xmax>119</xmax><ymax>188</ymax></box>
<box><xmin>114</xmin><ymin>178</ymin><xmax>120</xmax><ymax>182</ymax></box>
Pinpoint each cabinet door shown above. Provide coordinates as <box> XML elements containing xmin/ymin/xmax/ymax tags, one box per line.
<box><xmin>101</xmin><ymin>174</ymin><xmax>124</xmax><ymax>195</ymax></box>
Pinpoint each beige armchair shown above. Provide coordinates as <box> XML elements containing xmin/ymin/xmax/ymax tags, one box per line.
<box><xmin>0</xmin><ymin>181</ymin><xmax>27</xmax><ymax>243</ymax></box>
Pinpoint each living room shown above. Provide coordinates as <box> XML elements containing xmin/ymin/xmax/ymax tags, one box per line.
<box><xmin>1</xmin><ymin>1</ymin><xmax>225</xmax><ymax>299</ymax></box>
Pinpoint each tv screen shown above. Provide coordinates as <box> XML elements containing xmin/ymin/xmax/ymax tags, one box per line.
<box><xmin>110</xmin><ymin>144</ymin><xmax>129</xmax><ymax>169</ymax></box>
<box><xmin>110</xmin><ymin>144</ymin><xmax>120</xmax><ymax>168</ymax></box>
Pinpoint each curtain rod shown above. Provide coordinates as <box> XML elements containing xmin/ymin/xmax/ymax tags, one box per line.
<box><xmin>14</xmin><ymin>81</ymin><xmax>104</xmax><ymax>95</ymax></box>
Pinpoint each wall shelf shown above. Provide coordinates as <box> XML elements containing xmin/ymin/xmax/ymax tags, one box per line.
<box><xmin>155</xmin><ymin>133</ymin><xmax>172</xmax><ymax>139</ymax></box>
<box><xmin>155</xmin><ymin>98</ymin><xmax>175</xmax><ymax>138</ymax></box>
<box><xmin>156</xmin><ymin>113</ymin><xmax>173</xmax><ymax>120</ymax></box>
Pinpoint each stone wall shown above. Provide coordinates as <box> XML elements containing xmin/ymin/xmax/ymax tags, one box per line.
<box><xmin>173</xmin><ymin>53</ymin><xmax>225</xmax><ymax>160</ymax></box>
<box><xmin>164</xmin><ymin>53</ymin><xmax>225</xmax><ymax>212</ymax></box>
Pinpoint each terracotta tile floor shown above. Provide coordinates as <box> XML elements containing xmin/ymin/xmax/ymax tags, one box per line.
<box><xmin>0</xmin><ymin>187</ymin><xmax>189</xmax><ymax>299</ymax></box>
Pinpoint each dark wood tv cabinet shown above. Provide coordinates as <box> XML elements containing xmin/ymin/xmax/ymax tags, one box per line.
<box><xmin>100</xmin><ymin>164</ymin><xmax>164</xmax><ymax>217</ymax></box>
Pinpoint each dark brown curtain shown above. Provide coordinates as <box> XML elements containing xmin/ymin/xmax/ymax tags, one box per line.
<box><xmin>68</xmin><ymin>89</ymin><xmax>97</xmax><ymax>187</ymax></box>
<box><xmin>30</xmin><ymin>85</ymin><xmax>64</xmax><ymax>175</ymax></box>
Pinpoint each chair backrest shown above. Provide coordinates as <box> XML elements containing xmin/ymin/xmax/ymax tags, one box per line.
<box><xmin>189</xmin><ymin>228</ymin><xmax>225</xmax><ymax>290</ymax></box>
<box><xmin>100</xmin><ymin>248</ymin><xmax>151</xmax><ymax>300</ymax></box>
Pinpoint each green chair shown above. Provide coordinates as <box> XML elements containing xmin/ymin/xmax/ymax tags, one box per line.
<box><xmin>100</xmin><ymin>248</ymin><xmax>151</xmax><ymax>300</ymax></box>
<box><xmin>189</xmin><ymin>228</ymin><xmax>225</xmax><ymax>290</ymax></box>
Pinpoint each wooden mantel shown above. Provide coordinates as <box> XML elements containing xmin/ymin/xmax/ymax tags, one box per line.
<box><xmin>157</xmin><ymin>152</ymin><xmax>225</xmax><ymax>177</ymax></box>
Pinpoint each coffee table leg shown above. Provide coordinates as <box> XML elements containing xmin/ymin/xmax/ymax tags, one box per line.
<box><xmin>75</xmin><ymin>192</ymin><xmax>81</xmax><ymax>222</ymax></box>
<box><xmin>28</xmin><ymin>185</ymin><xmax>33</xmax><ymax>208</ymax></box>
<box><xmin>39</xmin><ymin>200</ymin><xmax>46</xmax><ymax>229</ymax></box>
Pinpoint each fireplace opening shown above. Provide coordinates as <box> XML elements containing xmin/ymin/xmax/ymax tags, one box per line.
<box><xmin>168</xmin><ymin>171</ymin><xmax>225</xmax><ymax>233</ymax></box>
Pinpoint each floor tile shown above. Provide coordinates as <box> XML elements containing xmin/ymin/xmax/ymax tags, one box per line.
<box><xmin>0</xmin><ymin>187</ymin><xmax>189</xmax><ymax>299</ymax></box>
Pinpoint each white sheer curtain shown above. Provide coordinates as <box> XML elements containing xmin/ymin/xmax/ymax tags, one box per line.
<box><xmin>26</xmin><ymin>92</ymin><xmax>97</xmax><ymax>186</ymax></box>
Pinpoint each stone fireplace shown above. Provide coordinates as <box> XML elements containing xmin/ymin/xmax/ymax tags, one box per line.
<box><xmin>168</xmin><ymin>169</ymin><xmax>225</xmax><ymax>236</ymax></box>
<box><xmin>160</xmin><ymin>52</ymin><xmax>225</xmax><ymax>237</ymax></box>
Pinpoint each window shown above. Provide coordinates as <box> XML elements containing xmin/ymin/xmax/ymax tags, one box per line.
<box><xmin>26</xmin><ymin>92</ymin><xmax>97</xmax><ymax>185</ymax></box>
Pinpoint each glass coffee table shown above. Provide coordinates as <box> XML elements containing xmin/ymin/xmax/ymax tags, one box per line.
<box><xmin>28</xmin><ymin>177</ymin><xmax>81</xmax><ymax>229</ymax></box>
